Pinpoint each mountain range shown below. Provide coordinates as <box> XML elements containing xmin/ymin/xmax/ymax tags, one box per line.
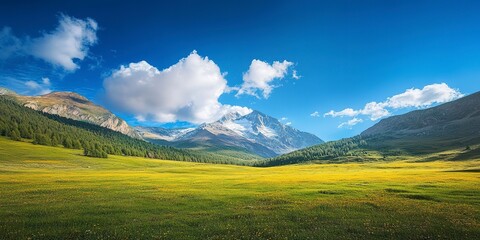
<box><xmin>2</xmin><ymin>86</ymin><xmax>479</xmax><ymax>165</ymax></box>
<box><xmin>136</xmin><ymin>110</ymin><xmax>323</xmax><ymax>157</ymax></box>
<box><xmin>0</xmin><ymin>88</ymin><xmax>323</xmax><ymax>158</ymax></box>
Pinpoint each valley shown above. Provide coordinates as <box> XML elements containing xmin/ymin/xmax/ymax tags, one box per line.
<box><xmin>2</xmin><ymin>2</ymin><xmax>480</xmax><ymax>239</ymax></box>
<box><xmin>0</xmin><ymin>137</ymin><xmax>479</xmax><ymax>239</ymax></box>
<box><xmin>0</xmin><ymin>91</ymin><xmax>479</xmax><ymax>239</ymax></box>
<box><xmin>1</xmin><ymin>88</ymin><xmax>322</xmax><ymax>158</ymax></box>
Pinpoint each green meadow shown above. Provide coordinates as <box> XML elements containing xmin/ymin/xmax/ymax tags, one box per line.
<box><xmin>0</xmin><ymin>137</ymin><xmax>479</xmax><ymax>239</ymax></box>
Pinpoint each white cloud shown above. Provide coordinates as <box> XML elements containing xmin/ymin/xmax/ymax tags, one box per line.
<box><xmin>325</xmin><ymin>83</ymin><xmax>463</xmax><ymax>127</ymax></box>
<box><xmin>360</xmin><ymin>102</ymin><xmax>390</xmax><ymax>121</ymax></box>
<box><xmin>279</xmin><ymin>117</ymin><xmax>291</xmax><ymax>125</ymax></box>
<box><xmin>338</xmin><ymin>118</ymin><xmax>363</xmax><ymax>128</ymax></box>
<box><xmin>42</xmin><ymin>77</ymin><xmax>51</xmax><ymax>85</ymax></box>
<box><xmin>25</xmin><ymin>81</ymin><xmax>41</xmax><ymax>89</ymax></box>
<box><xmin>24</xmin><ymin>77</ymin><xmax>52</xmax><ymax>95</ymax></box>
<box><xmin>28</xmin><ymin>14</ymin><xmax>98</xmax><ymax>71</ymax></box>
<box><xmin>236</xmin><ymin>59</ymin><xmax>294</xmax><ymax>98</ymax></box>
<box><xmin>310</xmin><ymin>111</ymin><xmax>320</xmax><ymax>117</ymax></box>
<box><xmin>0</xmin><ymin>15</ymin><xmax>98</xmax><ymax>71</ymax></box>
<box><xmin>385</xmin><ymin>83</ymin><xmax>463</xmax><ymax>109</ymax></box>
<box><xmin>324</xmin><ymin>108</ymin><xmax>358</xmax><ymax>118</ymax></box>
<box><xmin>292</xmin><ymin>70</ymin><xmax>301</xmax><ymax>80</ymax></box>
<box><xmin>104</xmin><ymin>51</ymin><xmax>251</xmax><ymax>124</ymax></box>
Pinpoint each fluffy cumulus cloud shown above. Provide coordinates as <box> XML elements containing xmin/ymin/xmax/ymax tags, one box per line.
<box><xmin>24</xmin><ymin>77</ymin><xmax>52</xmax><ymax>95</ymax></box>
<box><xmin>384</xmin><ymin>83</ymin><xmax>463</xmax><ymax>109</ymax></box>
<box><xmin>0</xmin><ymin>14</ymin><xmax>98</xmax><ymax>71</ymax></box>
<box><xmin>28</xmin><ymin>15</ymin><xmax>98</xmax><ymax>71</ymax></box>
<box><xmin>360</xmin><ymin>102</ymin><xmax>390</xmax><ymax>120</ymax></box>
<box><xmin>103</xmin><ymin>51</ymin><xmax>251</xmax><ymax>124</ymax></box>
<box><xmin>324</xmin><ymin>83</ymin><xmax>463</xmax><ymax>127</ymax></box>
<box><xmin>310</xmin><ymin>111</ymin><xmax>320</xmax><ymax>117</ymax></box>
<box><xmin>236</xmin><ymin>59</ymin><xmax>294</xmax><ymax>98</ymax></box>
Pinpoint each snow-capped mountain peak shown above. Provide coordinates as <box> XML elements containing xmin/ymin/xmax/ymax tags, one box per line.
<box><xmin>135</xmin><ymin>110</ymin><xmax>323</xmax><ymax>157</ymax></box>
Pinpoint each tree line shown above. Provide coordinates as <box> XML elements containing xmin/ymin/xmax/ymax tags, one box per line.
<box><xmin>0</xmin><ymin>96</ymin><xmax>256</xmax><ymax>165</ymax></box>
<box><xmin>256</xmin><ymin>137</ymin><xmax>368</xmax><ymax>166</ymax></box>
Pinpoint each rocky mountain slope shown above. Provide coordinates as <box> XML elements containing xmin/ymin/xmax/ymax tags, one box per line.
<box><xmin>361</xmin><ymin>91</ymin><xmax>480</xmax><ymax>153</ymax></box>
<box><xmin>0</xmin><ymin>88</ymin><xmax>140</xmax><ymax>138</ymax></box>
<box><xmin>264</xmin><ymin>91</ymin><xmax>480</xmax><ymax>166</ymax></box>
<box><xmin>136</xmin><ymin>110</ymin><xmax>323</xmax><ymax>157</ymax></box>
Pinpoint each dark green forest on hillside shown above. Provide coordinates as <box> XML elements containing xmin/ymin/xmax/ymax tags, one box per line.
<box><xmin>0</xmin><ymin>96</ymin><xmax>255</xmax><ymax>165</ymax></box>
<box><xmin>256</xmin><ymin>137</ymin><xmax>370</xmax><ymax>166</ymax></box>
<box><xmin>258</xmin><ymin>133</ymin><xmax>480</xmax><ymax>167</ymax></box>
<box><xmin>0</xmin><ymin>96</ymin><xmax>402</xmax><ymax>167</ymax></box>
<box><xmin>4</xmin><ymin>93</ymin><xmax>477</xmax><ymax>167</ymax></box>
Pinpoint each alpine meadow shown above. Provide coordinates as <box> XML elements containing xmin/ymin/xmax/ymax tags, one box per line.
<box><xmin>0</xmin><ymin>1</ymin><xmax>479</xmax><ymax>239</ymax></box>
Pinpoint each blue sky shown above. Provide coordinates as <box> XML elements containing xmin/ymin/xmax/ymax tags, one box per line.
<box><xmin>1</xmin><ymin>0</ymin><xmax>480</xmax><ymax>141</ymax></box>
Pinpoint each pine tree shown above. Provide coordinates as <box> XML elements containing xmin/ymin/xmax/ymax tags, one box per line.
<box><xmin>9</xmin><ymin>129</ymin><xmax>21</xmax><ymax>141</ymax></box>
<box><xmin>72</xmin><ymin>139</ymin><xmax>82</xmax><ymax>149</ymax></box>
<box><xmin>18</xmin><ymin>124</ymin><xmax>32</xmax><ymax>138</ymax></box>
<box><xmin>0</xmin><ymin>96</ymin><xmax>246</xmax><ymax>163</ymax></box>
<box><xmin>62</xmin><ymin>138</ymin><xmax>73</xmax><ymax>148</ymax></box>
<box><xmin>33</xmin><ymin>134</ymin><xmax>51</xmax><ymax>146</ymax></box>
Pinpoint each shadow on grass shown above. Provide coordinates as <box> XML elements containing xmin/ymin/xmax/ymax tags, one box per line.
<box><xmin>445</xmin><ymin>168</ymin><xmax>480</xmax><ymax>173</ymax></box>
<box><xmin>318</xmin><ymin>190</ymin><xmax>345</xmax><ymax>195</ymax></box>
<box><xmin>400</xmin><ymin>194</ymin><xmax>438</xmax><ymax>201</ymax></box>
<box><xmin>384</xmin><ymin>188</ymin><xmax>409</xmax><ymax>193</ymax></box>
<box><xmin>451</xmin><ymin>148</ymin><xmax>480</xmax><ymax>161</ymax></box>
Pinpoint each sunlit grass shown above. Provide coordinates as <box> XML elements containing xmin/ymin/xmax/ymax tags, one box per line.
<box><xmin>0</xmin><ymin>137</ymin><xmax>479</xmax><ymax>239</ymax></box>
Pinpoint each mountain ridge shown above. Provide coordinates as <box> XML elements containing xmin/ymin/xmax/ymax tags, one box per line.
<box><xmin>0</xmin><ymin>88</ymin><xmax>140</xmax><ymax>138</ymax></box>
<box><xmin>361</xmin><ymin>91</ymin><xmax>480</xmax><ymax>153</ymax></box>
<box><xmin>1</xmin><ymin>87</ymin><xmax>323</xmax><ymax>158</ymax></box>
<box><xmin>136</xmin><ymin>110</ymin><xmax>324</xmax><ymax>157</ymax></box>
<box><xmin>0</xmin><ymin>95</ymin><xmax>256</xmax><ymax>165</ymax></box>
<box><xmin>262</xmin><ymin>91</ymin><xmax>480</xmax><ymax>166</ymax></box>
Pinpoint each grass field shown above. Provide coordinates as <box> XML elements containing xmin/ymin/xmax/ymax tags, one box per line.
<box><xmin>0</xmin><ymin>137</ymin><xmax>479</xmax><ymax>239</ymax></box>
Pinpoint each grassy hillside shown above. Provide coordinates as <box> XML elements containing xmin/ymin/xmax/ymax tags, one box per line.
<box><xmin>263</xmin><ymin>92</ymin><xmax>480</xmax><ymax>166</ymax></box>
<box><xmin>261</xmin><ymin>135</ymin><xmax>480</xmax><ymax>166</ymax></box>
<box><xmin>0</xmin><ymin>96</ymin><xmax>257</xmax><ymax>165</ymax></box>
<box><xmin>0</xmin><ymin>137</ymin><xmax>479</xmax><ymax>239</ymax></box>
<box><xmin>361</xmin><ymin>91</ymin><xmax>480</xmax><ymax>155</ymax></box>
